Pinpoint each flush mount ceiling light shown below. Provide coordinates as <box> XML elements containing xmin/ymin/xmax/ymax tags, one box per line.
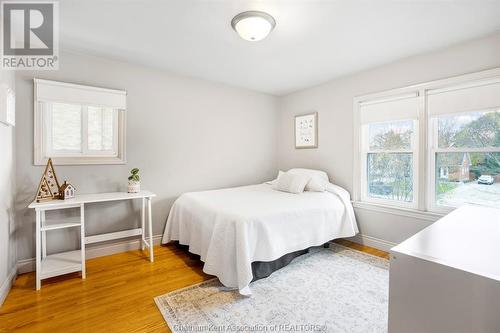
<box><xmin>231</xmin><ymin>11</ymin><xmax>276</xmax><ymax>42</ymax></box>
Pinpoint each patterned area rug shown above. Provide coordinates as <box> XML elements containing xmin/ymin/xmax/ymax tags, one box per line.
<box><xmin>155</xmin><ymin>244</ymin><xmax>389</xmax><ymax>333</ymax></box>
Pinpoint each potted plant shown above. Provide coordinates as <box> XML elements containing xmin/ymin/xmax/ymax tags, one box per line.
<box><xmin>127</xmin><ymin>168</ymin><xmax>140</xmax><ymax>193</ymax></box>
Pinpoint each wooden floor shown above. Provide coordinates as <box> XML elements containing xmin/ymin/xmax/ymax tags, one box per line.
<box><xmin>335</xmin><ymin>239</ymin><xmax>389</xmax><ymax>259</ymax></box>
<box><xmin>0</xmin><ymin>241</ymin><xmax>388</xmax><ymax>333</ymax></box>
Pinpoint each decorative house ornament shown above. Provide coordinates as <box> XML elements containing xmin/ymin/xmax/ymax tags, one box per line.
<box><xmin>59</xmin><ymin>181</ymin><xmax>76</xmax><ymax>200</ymax></box>
<box><xmin>127</xmin><ymin>168</ymin><xmax>141</xmax><ymax>193</ymax></box>
<box><xmin>35</xmin><ymin>158</ymin><xmax>62</xmax><ymax>202</ymax></box>
<box><xmin>295</xmin><ymin>112</ymin><xmax>318</xmax><ymax>149</ymax></box>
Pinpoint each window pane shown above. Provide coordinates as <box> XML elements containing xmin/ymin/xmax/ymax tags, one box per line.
<box><xmin>88</xmin><ymin>107</ymin><xmax>114</xmax><ymax>151</ymax></box>
<box><xmin>368</xmin><ymin>120</ymin><xmax>413</xmax><ymax>150</ymax></box>
<box><xmin>438</xmin><ymin>110</ymin><xmax>500</xmax><ymax>149</ymax></box>
<box><xmin>51</xmin><ymin>103</ymin><xmax>82</xmax><ymax>151</ymax></box>
<box><xmin>436</xmin><ymin>152</ymin><xmax>500</xmax><ymax>207</ymax></box>
<box><xmin>367</xmin><ymin>153</ymin><xmax>413</xmax><ymax>202</ymax></box>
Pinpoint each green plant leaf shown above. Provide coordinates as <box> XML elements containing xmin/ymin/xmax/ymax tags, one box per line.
<box><xmin>131</xmin><ymin>168</ymin><xmax>139</xmax><ymax>175</ymax></box>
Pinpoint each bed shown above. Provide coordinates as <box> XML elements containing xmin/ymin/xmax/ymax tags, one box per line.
<box><xmin>161</xmin><ymin>179</ymin><xmax>358</xmax><ymax>295</ymax></box>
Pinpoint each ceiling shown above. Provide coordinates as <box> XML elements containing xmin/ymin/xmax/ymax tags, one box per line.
<box><xmin>60</xmin><ymin>0</ymin><xmax>500</xmax><ymax>96</ymax></box>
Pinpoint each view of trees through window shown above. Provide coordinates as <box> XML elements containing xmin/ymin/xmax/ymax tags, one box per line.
<box><xmin>367</xmin><ymin>120</ymin><xmax>414</xmax><ymax>202</ymax></box>
<box><xmin>436</xmin><ymin>110</ymin><xmax>500</xmax><ymax>207</ymax></box>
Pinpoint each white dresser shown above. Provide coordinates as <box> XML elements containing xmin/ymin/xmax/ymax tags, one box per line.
<box><xmin>388</xmin><ymin>205</ymin><xmax>500</xmax><ymax>333</ymax></box>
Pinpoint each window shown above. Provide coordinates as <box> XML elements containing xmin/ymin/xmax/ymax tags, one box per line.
<box><xmin>428</xmin><ymin>81</ymin><xmax>500</xmax><ymax>210</ymax></box>
<box><xmin>355</xmin><ymin>69</ymin><xmax>500</xmax><ymax>214</ymax></box>
<box><xmin>366</xmin><ymin>120</ymin><xmax>415</xmax><ymax>203</ymax></box>
<box><xmin>358</xmin><ymin>93</ymin><xmax>419</xmax><ymax>208</ymax></box>
<box><xmin>46</xmin><ymin>103</ymin><xmax>117</xmax><ymax>155</ymax></box>
<box><xmin>34</xmin><ymin>79</ymin><xmax>126</xmax><ymax>165</ymax></box>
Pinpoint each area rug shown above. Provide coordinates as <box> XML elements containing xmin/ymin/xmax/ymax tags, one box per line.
<box><xmin>154</xmin><ymin>244</ymin><xmax>389</xmax><ymax>333</ymax></box>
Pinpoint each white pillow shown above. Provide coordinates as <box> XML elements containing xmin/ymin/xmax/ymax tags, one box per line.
<box><xmin>288</xmin><ymin>168</ymin><xmax>329</xmax><ymax>192</ymax></box>
<box><xmin>265</xmin><ymin>170</ymin><xmax>284</xmax><ymax>185</ymax></box>
<box><xmin>305</xmin><ymin>177</ymin><xmax>327</xmax><ymax>192</ymax></box>
<box><xmin>287</xmin><ymin>168</ymin><xmax>329</xmax><ymax>182</ymax></box>
<box><xmin>273</xmin><ymin>172</ymin><xmax>310</xmax><ymax>194</ymax></box>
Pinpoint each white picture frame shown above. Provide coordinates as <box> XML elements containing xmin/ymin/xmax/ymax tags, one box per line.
<box><xmin>0</xmin><ymin>84</ymin><xmax>15</xmax><ymax>126</ymax></box>
<box><xmin>295</xmin><ymin>112</ymin><xmax>318</xmax><ymax>148</ymax></box>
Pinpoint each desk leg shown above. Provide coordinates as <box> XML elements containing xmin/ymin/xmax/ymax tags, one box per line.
<box><xmin>41</xmin><ymin>211</ymin><xmax>47</xmax><ymax>259</ymax></box>
<box><xmin>141</xmin><ymin>198</ymin><xmax>145</xmax><ymax>251</ymax></box>
<box><xmin>80</xmin><ymin>203</ymin><xmax>86</xmax><ymax>279</ymax></box>
<box><xmin>147</xmin><ymin>198</ymin><xmax>154</xmax><ymax>262</ymax></box>
<box><xmin>35</xmin><ymin>210</ymin><xmax>41</xmax><ymax>290</ymax></box>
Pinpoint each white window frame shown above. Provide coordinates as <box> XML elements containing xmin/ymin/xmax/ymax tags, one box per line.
<box><xmin>34</xmin><ymin>79</ymin><xmax>127</xmax><ymax>165</ymax></box>
<box><xmin>354</xmin><ymin>67</ymin><xmax>500</xmax><ymax>217</ymax></box>
<box><xmin>359</xmin><ymin>119</ymin><xmax>419</xmax><ymax>209</ymax></box>
<box><xmin>427</xmin><ymin>108</ymin><xmax>500</xmax><ymax>214</ymax></box>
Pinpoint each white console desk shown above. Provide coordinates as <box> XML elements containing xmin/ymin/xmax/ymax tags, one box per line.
<box><xmin>388</xmin><ymin>204</ymin><xmax>500</xmax><ymax>333</ymax></box>
<box><xmin>28</xmin><ymin>191</ymin><xmax>156</xmax><ymax>290</ymax></box>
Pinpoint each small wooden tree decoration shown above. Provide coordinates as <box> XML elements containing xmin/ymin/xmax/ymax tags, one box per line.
<box><xmin>35</xmin><ymin>158</ymin><xmax>62</xmax><ymax>202</ymax></box>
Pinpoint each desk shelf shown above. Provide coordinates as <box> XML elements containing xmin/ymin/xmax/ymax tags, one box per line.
<box><xmin>40</xmin><ymin>250</ymin><xmax>82</xmax><ymax>279</ymax></box>
<box><xmin>41</xmin><ymin>217</ymin><xmax>82</xmax><ymax>231</ymax></box>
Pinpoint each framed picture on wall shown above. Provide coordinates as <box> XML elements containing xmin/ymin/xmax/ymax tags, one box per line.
<box><xmin>0</xmin><ymin>84</ymin><xmax>15</xmax><ymax>127</ymax></box>
<box><xmin>295</xmin><ymin>112</ymin><xmax>318</xmax><ymax>149</ymax></box>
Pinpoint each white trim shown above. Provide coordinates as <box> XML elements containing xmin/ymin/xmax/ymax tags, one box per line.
<box><xmin>433</xmin><ymin>147</ymin><xmax>500</xmax><ymax>153</ymax></box>
<box><xmin>354</xmin><ymin>67</ymin><xmax>500</xmax><ymax>214</ymax></box>
<box><xmin>353</xmin><ymin>201</ymin><xmax>444</xmax><ymax>222</ymax></box>
<box><xmin>427</xmin><ymin>110</ymin><xmax>500</xmax><ymax>213</ymax></box>
<box><xmin>34</xmin><ymin>78</ymin><xmax>126</xmax><ymax>95</ymax></box>
<box><xmin>426</xmin><ymin>76</ymin><xmax>500</xmax><ymax>95</ymax></box>
<box><xmin>0</xmin><ymin>266</ymin><xmax>17</xmax><ymax>307</ymax></box>
<box><xmin>354</xmin><ymin>68</ymin><xmax>500</xmax><ymax>103</ymax></box>
<box><xmin>33</xmin><ymin>79</ymin><xmax>127</xmax><ymax>165</ymax></box>
<box><xmin>358</xmin><ymin>119</ymin><xmax>419</xmax><ymax>209</ymax></box>
<box><xmin>34</xmin><ymin>79</ymin><xmax>126</xmax><ymax>108</ymax></box>
<box><xmin>347</xmin><ymin>233</ymin><xmax>398</xmax><ymax>253</ymax></box>
<box><xmin>358</xmin><ymin>91</ymin><xmax>419</xmax><ymax>106</ymax></box>
<box><xmin>17</xmin><ymin>234</ymin><xmax>163</xmax><ymax>274</ymax></box>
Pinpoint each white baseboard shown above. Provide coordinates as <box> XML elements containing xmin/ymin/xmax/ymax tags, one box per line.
<box><xmin>0</xmin><ymin>266</ymin><xmax>17</xmax><ymax>307</ymax></box>
<box><xmin>347</xmin><ymin>234</ymin><xmax>398</xmax><ymax>253</ymax></box>
<box><xmin>17</xmin><ymin>234</ymin><xmax>163</xmax><ymax>274</ymax></box>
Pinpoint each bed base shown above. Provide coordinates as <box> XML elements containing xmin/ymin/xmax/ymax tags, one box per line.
<box><xmin>173</xmin><ymin>241</ymin><xmax>331</xmax><ymax>282</ymax></box>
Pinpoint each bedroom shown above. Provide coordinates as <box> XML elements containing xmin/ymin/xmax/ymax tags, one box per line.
<box><xmin>0</xmin><ymin>0</ymin><xmax>499</xmax><ymax>332</ymax></box>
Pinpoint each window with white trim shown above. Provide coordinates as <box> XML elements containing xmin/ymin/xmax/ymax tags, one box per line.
<box><xmin>428</xmin><ymin>80</ymin><xmax>500</xmax><ymax>211</ymax></box>
<box><xmin>359</xmin><ymin>93</ymin><xmax>419</xmax><ymax>208</ymax></box>
<box><xmin>355</xmin><ymin>69</ymin><xmax>500</xmax><ymax>213</ymax></box>
<box><xmin>34</xmin><ymin>79</ymin><xmax>126</xmax><ymax>165</ymax></box>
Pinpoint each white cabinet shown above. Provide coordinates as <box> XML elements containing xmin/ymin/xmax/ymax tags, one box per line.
<box><xmin>388</xmin><ymin>205</ymin><xmax>500</xmax><ymax>333</ymax></box>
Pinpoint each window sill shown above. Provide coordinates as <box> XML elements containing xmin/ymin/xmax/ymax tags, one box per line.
<box><xmin>34</xmin><ymin>156</ymin><xmax>126</xmax><ymax>166</ymax></box>
<box><xmin>352</xmin><ymin>201</ymin><xmax>445</xmax><ymax>222</ymax></box>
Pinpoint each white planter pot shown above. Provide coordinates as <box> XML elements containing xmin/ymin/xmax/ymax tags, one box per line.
<box><xmin>128</xmin><ymin>180</ymin><xmax>140</xmax><ymax>193</ymax></box>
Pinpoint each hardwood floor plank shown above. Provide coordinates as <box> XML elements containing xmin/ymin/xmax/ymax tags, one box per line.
<box><xmin>334</xmin><ymin>239</ymin><xmax>390</xmax><ymax>259</ymax></box>
<box><xmin>0</xmin><ymin>241</ymin><xmax>388</xmax><ymax>332</ymax></box>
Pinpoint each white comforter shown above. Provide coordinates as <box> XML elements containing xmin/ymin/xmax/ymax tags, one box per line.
<box><xmin>161</xmin><ymin>183</ymin><xmax>359</xmax><ymax>295</ymax></box>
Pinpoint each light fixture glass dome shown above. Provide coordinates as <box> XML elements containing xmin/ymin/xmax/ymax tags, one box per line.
<box><xmin>231</xmin><ymin>11</ymin><xmax>276</xmax><ymax>42</ymax></box>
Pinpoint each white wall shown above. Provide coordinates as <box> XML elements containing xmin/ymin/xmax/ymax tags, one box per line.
<box><xmin>15</xmin><ymin>50</ymin><xmax>278</xmax><ymax>261</ymax></box>
<box><xmin>0</xmin><ymin>70</ymin><xmax>16</xmax><ymax>305</ymax></box>
<box><xmin>277</xmin><ymin>33</ymin><xmax>500</xmax><ymax>247</ymax></box>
